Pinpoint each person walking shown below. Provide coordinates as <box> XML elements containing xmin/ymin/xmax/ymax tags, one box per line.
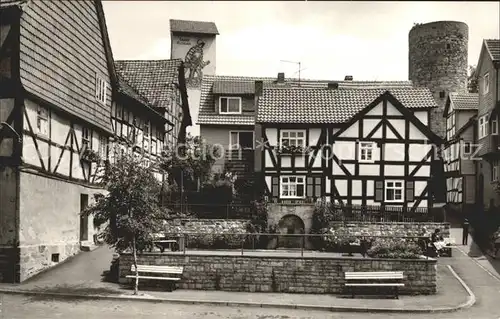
<box><xmin>462</xmin><ymin>219</ymin><xmax>470</xmax><ymax>245</ymax></box>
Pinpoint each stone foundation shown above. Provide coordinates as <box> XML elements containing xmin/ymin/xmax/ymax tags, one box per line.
<box><xmin>19</xmin><ymin>243</ymin><xmax>81</xmax><ymax>282</ymax></box>
<box><xmin>119</xmin><ymin>252</ymin><xmax>437</xmax><ymax>295</ymax></box>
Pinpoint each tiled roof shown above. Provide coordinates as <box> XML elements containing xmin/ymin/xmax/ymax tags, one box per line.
<box><xmin>197</xmin><ymin>75</ymin><xmax>414</xmax><ymax>125</ymax></box>
<box><xmin>0</xmin><ymin>0</ymin><xmax>28</xmax><ymax>9</ymax></box>
<box><xmin>170</xmin><ymin>19</ymin><xmax>219</xmax><ymax>35</ymax></box>
<box><xmin>257</xmin><ymin>87</ymin><xmax>437</xmax><ymax>124</ymax></box>
<box><xmin>213</xmin><ymin>81</ymin><xmax>255</xmax><ymax>94</ymax></box>
<box><xmin>485</xmin><ymin>39</ymin><xmax>500</xmax><ymax>61</ymax></box>
<box><xmin>114</xmin><ymin>59</ymin><xmax>182</xmax><ymax>108</ymax></box>
<box><xmin>449</xmin><ymin>92</ymin><xmax>478</xmax><ymax>110</ymax></box>
<box><xmin>117</xmin><ymin>74</ymin><xmax>171</xmax><ymax>124</ymax></box>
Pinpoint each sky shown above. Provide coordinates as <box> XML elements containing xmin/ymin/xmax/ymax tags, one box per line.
<box><xmin>102</xmin><ymin>1</ymin><xmax>500</xmax><ymax>81</ymax></box>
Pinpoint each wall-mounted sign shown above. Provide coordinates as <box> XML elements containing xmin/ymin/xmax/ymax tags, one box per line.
<box><xmin>176</xmin><ymin>37</ymin><xmax>192</xmax><ymax>45</ymax></box>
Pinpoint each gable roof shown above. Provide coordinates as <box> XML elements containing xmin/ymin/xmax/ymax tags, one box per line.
<box><xmin>169</xmin><ymin>19</ymin><xmax>219</xmax><ymax>35</ymax></box>
<box><xmin>256</xmin><ymin>86</ymin><xmax>437</xmax><ymax>124</ymax></box>
<box><xmin>485</xmin><ymin>39</ymin><xmax>500</xmax><ymax>62</ymax></box>
<box><xmin>114</xmin><ymin>59</ymin><xmax>183</xmax><ymax>108</ymax></box>
<box><xmin>116</xmin><ymin>74</ymin><xmax>172</xmax><ymax>125</ymax></box>
<box><xmin>332</xmin><ymin>91</ymin><xmax>442</xmax><ymax>144</ymax></box>
<box><xmin>0</xmin><ymin>0</ymin><xmax>28</xmax><ymax>9</ymax></box>
<box><xmin>198</xmin><ymin>75</ymin><xmax>414</xmax><ymax>126</ymax></box>
<box><xmin>443</xmin><ymin>92</ymin><xmax>479</xmax><ymax>116</ymax></box>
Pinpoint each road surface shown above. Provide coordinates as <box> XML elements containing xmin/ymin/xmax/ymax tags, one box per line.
<box><xmin>1</xmin><ymin>293</ymin><xmax>498</xmax><ymax>319</ymax></box>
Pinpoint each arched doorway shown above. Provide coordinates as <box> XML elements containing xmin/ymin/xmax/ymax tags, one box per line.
<box><xmin>277</xmin><ymin>215</ymin><xmax>305</xmax><ymax>248</ymax></box>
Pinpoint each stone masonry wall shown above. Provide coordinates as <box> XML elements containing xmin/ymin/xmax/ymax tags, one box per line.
<box><xmin>119</xmin><ymin>253</ymin><xmax>437</xmax><ymax>295</ymax></box>
<box><xmin>326</xmin><ymin>222</ymin><xmax>451</xmax><ymax>239</ymax></box>
<box><xmin>408</xmin><ymin>21</ymin><xmax>469</xmax><ymax>138</ymax></box>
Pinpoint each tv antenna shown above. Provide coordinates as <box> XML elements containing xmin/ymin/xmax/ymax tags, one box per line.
<box><xmin>280</xmin><ymin>60</ymin><xmax>303</xmax><ymax>86</ymax></box>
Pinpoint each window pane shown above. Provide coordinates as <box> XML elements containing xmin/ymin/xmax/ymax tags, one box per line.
<box><xmin>282</xmin><ymin>132</ymin><xmax>289</xmax><ymax>138</ymax></box>
<box><xmin>387</xmin><ymin>182</ymin><xmax>393</xmax><ymax>187</ymax></box>
<box><xmin>395</xmin><ymin>190</ymin><xmax>402</xmax><ymax>200</ymax></box>
<box><xmin>282</xmin><ymin>139</ymin><xmax>289</xmax><ymax>146</ymax></box>
<box><xmin>228</xmin><ymin>98</ymin><xmax>240</xmax><ymax>112</ymax></box>
<box><xmin>297</xmin><ymin>139</ymin><xmax>304</xmax><ymax>146</ymax></box>
<box><xmin>289</xmin><ymin>140</ymin><xmax>296</xmax><ymax>146</ymax></box>
<box><xmin>282</xmin><ymin>177</ymin><xmax>289</xmax><ymax>183</ymax></box>
<box><xmin>220</xmin><ymin>98</ymin><xmax>228</xmax><ymax>112</ymax></box>
<box><xmin>290</xmin><ymin>177</ymin><xmax>296</xmax><ymax>182</ymax></box>
<box><xmin>297</xmin><ymin>177</ymin><xmax>303</xmax><ymax>183</ymax></box>
<box><xmin>230</xmin><ymin>132</ymin><xmax>238</xmax><ymax>145</ymax></box>
<box><xmin>297</xmin><ymin>132</ymin><xmax>304</xmax><ymax>138</ymax></box>
<box><xmin>289</xmin><ymin>132</ymin><xmax>296</xmax><ymax>138</ymax></box>
<box><xmin>387</xmin><ymin>189</ymin><xmax>394</xmax><ymax>200</ymax></box>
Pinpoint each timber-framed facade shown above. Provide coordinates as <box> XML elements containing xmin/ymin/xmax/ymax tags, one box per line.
<box><xmin>255</xmin><ymin>84</ymin><xmax>444</xmax><ymax>212</ymax></box>
<box><xmin>0</xmin><ymin>0</ymin><xmax>118</xmax><ymax>283</ymax></box>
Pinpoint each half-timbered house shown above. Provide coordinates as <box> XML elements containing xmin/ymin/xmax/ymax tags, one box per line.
<box><xmin>0</xmin><ymin>0</ymin><xmax>117</xmax><ymax>282</ymax></box>
<box><xmin>474</xmin><ymin>39</ymin><xmax>500</xmax><ymax>209</ymax></box>
<box><xmin>113</xmin><ymin>75</ymin><xmax>172</xmax><ymax>182</ymax></box>
<box><xmin>114</xmin><ymin>59</ymin><xmax>192</xmax><ymax>148</ymax></box>
<box><xmin>255</xmin><ymin>83</ymin><xmax>444</xmax><ymax>212</ymax></box>
<box><xmin>443</xmin><ymin>92</ymin><xmax>478</xmax><ymax>209</ymax></box>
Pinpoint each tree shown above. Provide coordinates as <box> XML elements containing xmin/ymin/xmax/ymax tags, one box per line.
<box><xmin>160</xmin><ymin>134</ymin><xmax>221</xmax><ymax>193</ymax></box>
<box><xmin>84</xmin><ymin>153</ymin><xmax>166</xmax><ymax>295</ymax></box>
<box><xmin>468</xmin><ymin>65</ymin><xmax>478</xmax><ymax>93</ymax></box>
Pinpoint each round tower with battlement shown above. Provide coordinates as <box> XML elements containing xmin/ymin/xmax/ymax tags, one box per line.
<box><xmin>409</xmin><ymin>21</ymin><xmax>469</xmax><ymax>138</ymax></box>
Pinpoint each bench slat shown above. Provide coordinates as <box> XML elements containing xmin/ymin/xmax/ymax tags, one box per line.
<box><xmin>131</xmin><ymin>265</ymin><xmax>184</xmax><ymax>274</ymax></box>
<box><xmin>345</xmin><ymin>283</ymin><xmax>405</xmax><ymax>287</ymax></box>
<box><xmin>126</xmin><ymin>275</ymin><xmax>181</xmax><ymax>281</ymax></box>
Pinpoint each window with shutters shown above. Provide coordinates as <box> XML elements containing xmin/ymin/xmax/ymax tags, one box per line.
<box><xmin>280</xmin><ymin>176</ymin><xmax>306</xmax><ymax>198</ymax></box>
<box><xmin>385</xmin><ymin>180</ymin><xmax>404</xmax><ymax>203</ymax></box>
<box><xmin>36</xmin><ymin>106</ymin><xmax>49</xmax><ymax>136</ymax></box>
<box><xmin>359</xmin><ymin>142</ymin><xmax>375</xmax><ymax>162</ymax></box>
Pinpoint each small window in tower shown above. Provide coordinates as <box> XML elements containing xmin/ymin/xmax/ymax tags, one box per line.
<box><xmin>439</xmin><ymin>91</ymin><xmax>446</xmax><ymax>98</ymax></box>
<box><xmin>446</xmin><ymin>43</ymin><xmax>451</xmax><ymax>49</ymax></box>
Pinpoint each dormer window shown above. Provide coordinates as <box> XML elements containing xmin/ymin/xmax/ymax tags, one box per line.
<box><xmin>483</xmin><ymin>73</ymin><xmax>490</xmax><ymax>95</ymax></box>
<box><xmin>219</xmin><ymin>97</ymin><xmax>242</xmax><ymax>114</ymax></box>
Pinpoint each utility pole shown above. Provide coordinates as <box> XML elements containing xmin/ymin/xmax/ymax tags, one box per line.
<box><xmin>280</xmin><ymin>60</ymin><xmax>302</xmax><ymax>86</ymax></box>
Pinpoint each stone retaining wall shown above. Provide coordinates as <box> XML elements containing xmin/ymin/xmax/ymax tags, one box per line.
<box><xmin>326</xmin><ymin>222</ymin><xmax>451</xmax><ymax>238</ymax></box>
<box><xmin>119</xmin><ymin>253</ymin><xmax>437</xmax><ymax>295</ymax></box>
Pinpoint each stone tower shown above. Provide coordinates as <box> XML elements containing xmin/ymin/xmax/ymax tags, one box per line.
<box><xmin>408</xmin><ymin>21</ymin><xmax>469</xmax><ymax>138</ymax></box>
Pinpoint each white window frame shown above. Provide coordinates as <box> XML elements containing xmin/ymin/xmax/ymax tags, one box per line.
<box><xmin>36</xmin><ymin>106</ymin><xmax>48</xmax><ymax>136</ymax></box>
<box><xmin>280</xmin><ymin>129</ymin><xmax>306</xmax><ymax>148</ymax></box>
<box><xmin>492</xmin><ymin>117</ymin><xmax>498</xmax><ymax>135</ymax></box>
<box><xmin>229</xmin><ymin>131</ymin><xmax>255</xmax><ymax>150</ymax></box>
<box><xmin>98</xmin><ymin>135</ymin><xmax>107</xmax><ymax>158</ymax></box>
<box><xmin>219</xmin><ymin>96</ymin><xmax>242</xmax><ymax>114</ymax></box>
<box><xmin>280</xmin><ymin>176</ymin><xmax>306</xmax><ymax>199</ymax></box>
<box><xmin>385</xmin><ymin>180</ymin><xmax>404</xmax><ymax>203</ymax></box>
<box><xmin>483</xmin><ymin>73</ymin><xmax>490</xmax><ymax>95</ymax></box>
<box><xmin>359</xmin><ymin>141</ymin><xmax>375</xmax><ymax>163</ymax></box>
<box><xmin>479</xmin><ymin>115</ymin><xmax>488</xmax><ymax>139</ymax></box>
<box><xmin>95</xmin><ymin>74</ymin><xmax>107</xmax><ymax>105</ymax></box>
<box><xmin>492</xmin><ymin>165</ymin><xmax>498</xmax><ymax>182</ymax></box>
<box><xmin>82</xmin><ymin>127</ymin><xmax>90</xmax><ymax>150</ymax></box>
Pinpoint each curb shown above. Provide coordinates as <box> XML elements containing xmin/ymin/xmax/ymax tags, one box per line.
<box><xmin>0</xmin><ymin>266</ymin><xmax>476</xmax><ymax>314</ymax></box>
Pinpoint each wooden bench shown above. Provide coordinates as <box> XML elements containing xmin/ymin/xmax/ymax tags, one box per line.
<box><xmin>126</xmin><ymin>265</ymin><xmax>183</xmax><ymax>291</ymax></box>
<box><xmin>345</xmin><ymin>271</ymin><xmax>404</xmax><ymax>299</ymax></box>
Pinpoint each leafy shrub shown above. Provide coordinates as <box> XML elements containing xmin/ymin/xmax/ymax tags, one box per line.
<box><xmin>367</xmin><ymin>238</ymin><xmax>423</xmax><ymax>259</ymax></box>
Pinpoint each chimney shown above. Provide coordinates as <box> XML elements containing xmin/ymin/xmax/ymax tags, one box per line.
<box><xmin>277</xmin><ymin>72</ymin><xmax>285</xmax><ymax>83</ymax></box>
<box><xmin>344</xmin><ymin>75</ymin><xmax>353</xmax><ymax>81</ymax></box>
<box><xmin>254</xmin><ymin>80</ymin><xmax>263</xmax><ymax>96</ymax></box>
<box><xmin>327</xmin><ymin>82</ymin><xmax>339</xmax><ymax>90</ymax></box>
